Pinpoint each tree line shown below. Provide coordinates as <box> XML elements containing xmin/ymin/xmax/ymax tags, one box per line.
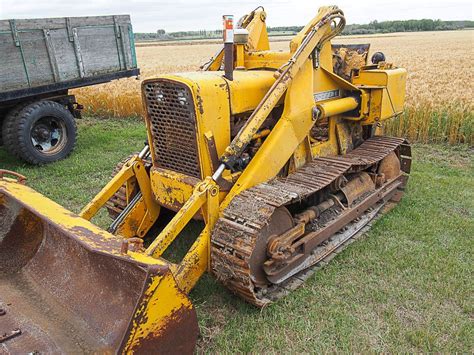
<box><xmin>344</xmin><ymin>19</ymin><xmax>473</xmax><ymax>34</ymax></box>
<box><xmin>134</xmin><ymin>19</ymin><xmax>474</xmax><ymax>42</ymax></box>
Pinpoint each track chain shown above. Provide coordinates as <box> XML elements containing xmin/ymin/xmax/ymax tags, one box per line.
<box><xmin>211</xmin><ymin>136</ymin><xmax>411</xmax><ymax>306</ymax></box>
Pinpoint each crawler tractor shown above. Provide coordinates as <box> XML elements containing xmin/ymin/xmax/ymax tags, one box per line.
<box><xmin>0</xmin><ymin>5</ymin><xmax>411</xmax><ymax>353</ymax></box>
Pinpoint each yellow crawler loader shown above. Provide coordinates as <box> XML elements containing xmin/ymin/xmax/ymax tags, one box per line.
<box><xmin>0</xmin><ymin>5</ymin><xmax>411</xmax><ymax>353</ymax></box>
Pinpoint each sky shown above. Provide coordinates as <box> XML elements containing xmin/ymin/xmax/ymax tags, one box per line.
<box><xmin>0</xmin><ymin>0</ymin><xmax>473</xmax><ymax>32</ymax></box>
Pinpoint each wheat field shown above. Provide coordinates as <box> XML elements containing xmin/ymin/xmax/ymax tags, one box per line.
<box><xmin>75</xmin><ymin>30</ymin><xmax>474</xmax><ymax>144</ymax></box>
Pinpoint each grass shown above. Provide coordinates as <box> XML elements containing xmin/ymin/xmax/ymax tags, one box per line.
<box><xmin>386</xmin><ymin>102</ymin><xmax>474</xmax><ymax>145</ymax></box>
<box><xmin>1</xmin><ymin>117</ymin><xmax>473</xmax><ymax>352</ymax></box>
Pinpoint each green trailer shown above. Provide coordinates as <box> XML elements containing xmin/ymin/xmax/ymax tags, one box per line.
<box><xmin>0</xmin><ymin>15</ymin><xmax>139</xmax><ymax>164</ymax></box>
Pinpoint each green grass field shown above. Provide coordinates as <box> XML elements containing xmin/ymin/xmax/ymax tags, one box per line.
<box><xmin>1</xmin><ymin>117</ymin><xmax>473</xmax><ymax>352</ymax></box>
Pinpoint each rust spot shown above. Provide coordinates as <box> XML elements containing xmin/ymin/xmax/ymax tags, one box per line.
<box><xmin>126</xmin><ymin>304</ymin><xmax>199</xmax><ymax>354</ymax></box>
<box><xmin>0</xmin><ymin>205</ymin><xmax>43</xmax><ymax>274</ymax></box>
<box><xmin>143</xmin><ymin>80</ymin><xmax>201</xmax><ymax>179</ymax></box>
<box><xmin>196</xmin><ymin>94</ymin><xmax>204</xmax><ymax>115</ymax></box>
<box><xmin>0</xmin><ymin>215</ymin><xmax>153</xmax><ymax>352</ymax></box>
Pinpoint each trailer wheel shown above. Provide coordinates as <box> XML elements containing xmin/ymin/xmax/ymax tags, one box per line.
<box><xmin>2</xmin><ymin>100</ymin><xmax>77</xmax><ymax>165</ymax></box>
<box><xmin>1</xmin><ymin>102</ymin><xmax>33</xmax><ymax>154</ymax></box>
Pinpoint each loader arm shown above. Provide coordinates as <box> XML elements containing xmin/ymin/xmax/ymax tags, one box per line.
<box><xmin>219</xmin><ymin>6</ymin><xmax>346</xmax><ymax>172</ymax></box>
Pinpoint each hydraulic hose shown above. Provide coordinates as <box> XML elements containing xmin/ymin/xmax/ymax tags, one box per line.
<box><xmin>218</xmin><ymin>6</ymin><xmax>346</xmax><ymax>173</ymax></box>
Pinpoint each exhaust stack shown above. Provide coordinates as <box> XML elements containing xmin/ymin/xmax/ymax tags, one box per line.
<box><xmin>223</xmin><ymin>15</ymin><xmax>234</xmax><ymax>80</ymax></box>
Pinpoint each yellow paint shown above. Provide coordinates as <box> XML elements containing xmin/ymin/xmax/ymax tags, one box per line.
<box><xmin>80</xmin><ymin>158</ymin><xmax>137</xmax><ymax>221</ymax></box>
<box><xmin>116</xmin><ymin>195</ymin><xmax>157</xmax><ymax>239</ymax></box>
<box><xmin>172</xmin><ymin>179</ymin><xmax>219</xmax><ymax>292</ymax></box>
<box><xmin>310</xmin><ymin>119</ymin><xmax>340</xmax><ymax>157</ymax></box>
<box><xmin>244</xmin><ymin>50</ymin><xmax>291</xmax><ymax>70</ymax></box>
<box><xmin>289</xmin><ymin>137</ymin><xmax>312</xmax><ymax>173</ymax></box>
<box><xmin>0</xmin><ymin>7</ymin><xmax>408</xmax><ymax>348</ymax></box>
<box><xmin>145</xmin><ymin>178</ymin><xmax>214</xmax><ymax>258</ymax></box>
<box><xmin>290</xmin><ymin>6</ymin><xmax>335</xmax><ymax>52</ymax></box>
<box><xmin>352</xmin><ymin>66</ymin><xmax>407</xmax><ymax>124</ymax></box>
<box><xmin>1</xmin><ymin>177</ymin><xmax>197</xmax><ymax>352</ymax></box>
<box><xmin>123</xmin><ymin>270</ymin><xmax>195</xmax><ymax>352</ymax></box>
<box><xmin>335</xmin><ymin>122</ymin><xmax>353</xmax><ymax>155</ymax></box>
<box><xmin>222</xmin><ymin>60</ymin><xmax>316</xmax><ymax>205</ymax></box>
<box><xmin>236</xmin><ymin>44</ymin><xmax>245</xmax><ymax>68</ymax></box>
<box><xmin>151</xmin><ymin>168</ymin><xmax>199</xmax><ymax>212</ymax></box>
<box><xmin>317</xmin><ymin>97</ymin><xmax>359</xmax><ymax>118</ymax></box>
<box><xmin>174</xmin><ymin>225</ymin><xmax>210</xmax><ymax>293</ymax></box>
<box><xmin>80</xmin><ymin>155</ymin><xmax>160</xmax><ymax>239</ymax></box>
<box><xmin>2</xmin><ymin>181</ymin><xmax>112</xmax><ymax>243</ymax></box>
<box><xmin>202</xmin><ymin>8</ymin><xmax>270</xmax><ymax>71</ymax></box>
<box><xmin>0</xmin><ymin>180</ymin><xmax>165</xmax><ymax>266</ymax></box>
<box><xmin>244</xmin><ymin>9</ymin><xmax>270</xmax><ymax>51</ymax></box>
<box><xmin>144</xmin><ymin>72</ymin><xmax>230</xmax><ymax>180</ymax></box>
<box><xmin>226</xmin><ymin>70</ymin><xmax>278</xmax><ymax>114</ymax></box>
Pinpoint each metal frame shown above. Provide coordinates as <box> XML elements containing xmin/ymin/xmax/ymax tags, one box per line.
<box><xmin>0</xmin><ymin>68</ymin><xmax>139</xmax><ymax>104</ymax></box>
<box><xmin>79</xmin><ymin>152</ymin><xmax>220</xmax><ymax>294</ymax></box>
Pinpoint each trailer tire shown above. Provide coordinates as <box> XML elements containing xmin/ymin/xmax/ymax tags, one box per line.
<box><xmin>2</xmin><ymin>100</ymin><xmax>77</xmax><ymax>165</ymax></box>
<box><xmin>1</xmin><ymin>101</ymin><xmax>34</xmax><ymax>156</ymax></box>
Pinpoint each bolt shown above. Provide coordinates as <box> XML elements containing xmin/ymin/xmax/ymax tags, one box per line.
<box><xmin>120</xmin><ymin>240</ymin><xmax>129</xmax><ymax>254</ymax></box>
<box><xmin>312</xmin><ymin>107</ymin><xmax>321</xmax><ymax>121</ymax></box>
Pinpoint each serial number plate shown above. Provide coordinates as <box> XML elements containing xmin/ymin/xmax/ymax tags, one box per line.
<box><xmin>313</xmin><ymin>89</ymin><xmax>340</xmax><ymax>102</ymax></box>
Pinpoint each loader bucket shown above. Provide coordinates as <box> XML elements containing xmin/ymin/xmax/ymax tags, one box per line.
<box><xmin>0</xmin><ymin>180</ymin><xmax>198</xmax><ymax>353</ymax></box>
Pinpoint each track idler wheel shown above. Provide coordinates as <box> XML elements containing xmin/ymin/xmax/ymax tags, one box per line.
<box><xmin>249</xmin><ymin>207</ymin><xmax>294</xmax><ymax>287</ymax></box>
<box><xmin>378</xmin><ymin>151</ymin><xmax>401</xmax><ymax>181</ymax></box>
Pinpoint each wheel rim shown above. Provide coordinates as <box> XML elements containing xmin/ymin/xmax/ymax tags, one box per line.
<box><xmin>30</xmin><ymin>116</ymin><xmax>67</xmax><ymax>155</ymax></box>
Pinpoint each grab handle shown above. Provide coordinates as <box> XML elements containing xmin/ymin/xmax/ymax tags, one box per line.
<box><xmin>0</xmin><ymin>170</ymin><xmax>27</xmax><ymax>184</ymax></box>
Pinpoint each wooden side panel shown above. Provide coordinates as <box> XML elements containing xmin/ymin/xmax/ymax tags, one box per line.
<box><xmin>0</xmin><ymin>34</ymin><xmax>27</xmax><ymax>90</ymax></box>
<box><xmin>77</xmin><ymin>26</ymin><xmax>121</xmax><ymax>76</ymax></box>
<box><xmin>49</xmin><ymin>29</ymin><xmax>80</xmax><ymax>81</ymax></box>
<box><xmin>21</xmin><ymin>30</ymin><xmax>56</xmax><ymax>87</ymax></box>
<box><xmin>0</xmin><ymin>15</ymin><xmax>136</xmax><ymax>93</ymax></box>
<box><xmin>0</xmin><ymin>15</ymin><xmax>131</xmax><ymax>31</ymax></box>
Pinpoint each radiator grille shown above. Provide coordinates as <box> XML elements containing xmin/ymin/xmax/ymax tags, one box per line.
<box><xmin>144</xmin><ymin>80</ymin><xmax>201</xmax><ymax>178</ymax></box>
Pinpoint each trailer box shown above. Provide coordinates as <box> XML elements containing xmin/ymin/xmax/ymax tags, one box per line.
<box><xmin>0</xmin><ymin>15</ymin><xmax>139</xmax><ymax>164</ymax></box>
